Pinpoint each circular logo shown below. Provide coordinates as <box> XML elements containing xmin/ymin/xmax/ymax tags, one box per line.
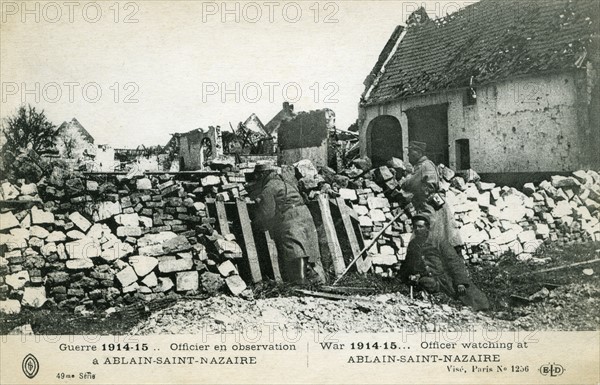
<box><xmin>22</xmin><ymin>354</ymin><xmax>39</xmax><ymax>379</ymax></box>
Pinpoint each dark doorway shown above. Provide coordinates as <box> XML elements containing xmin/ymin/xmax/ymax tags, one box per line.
<box><xmin>367</xmin><ymin>115</ymin><xmax>403</xmax><ymax>167</ymax></box>
<box><xmin>455</xmin><ymin>139</ymin><xmax>471</xmax><ymax>170</ymax></box>
<box><xmin>406</xmin><ymin>104</ymin><xmax>449</xmax><ymax>165</ymax></box>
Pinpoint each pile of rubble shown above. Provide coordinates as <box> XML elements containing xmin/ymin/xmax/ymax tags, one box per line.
<box><xmin>444</xmin><ymin>168</ymin><xmax>600</xmax><ymax>263</ymax></box>
<box><xmin>1</xmin><ymin>157</ymin><xmax>599</xmax><ymax>315</ymax></box>
<box><xmin>0</xmin><ymin>172</ymin><xmax>254</xmax><ymax>315</ymax></box>
<box><xmin>293</xmin><ymin>158</ymin><xmax>600</xmax><ymax>274</ymax></box>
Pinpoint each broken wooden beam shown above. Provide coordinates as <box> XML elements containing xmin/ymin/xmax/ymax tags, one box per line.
<box><xmin>517</xmin><ymin>258</ymin><xmax>600</xmax><ymax>276</ymax></box>
<box><xmin>264</xmin><ymin>230</ymin><xmax>282</xmax><ymax>282</ymax></box>
<box><xmin>293</xmin><ymin>289</ymin><xmax>373</xmax><ymax>304</ymax></box>
<box><xmin>335</xmin><ymin>197</ymin><xmax>371</xmax><ymax>274</ymax></box>
<box><xmin>215</xmin><ymin>200</ymin><xmax>231</xmax><ymax>235</ymax></box>
<box><xmin>317</xmin><ymin>193</ymin><xmax>345</xmax><ymax>277</ymax></box>
<box><xmin>320</xmin><ymin>286</ymin><xmax>377</xmax><ymax>294</ymax></box>
<box><xmin>235</xmin><ymin>199</ymin><xmax>262</xmax><ymax>283</ymax></box>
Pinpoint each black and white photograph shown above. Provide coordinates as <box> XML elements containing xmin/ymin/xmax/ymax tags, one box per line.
<box><xmin>0</xmin><ymin>0</ymin><xmax>599</xmax><ymax>383</ymax></box>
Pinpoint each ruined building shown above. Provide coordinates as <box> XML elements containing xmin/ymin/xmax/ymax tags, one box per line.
<box><xmin>359</xmin><ymin>0</ymin><xmax>599</xmax><ymax>179</ymax></box>
<box><xmin>167</xmin><ymin>126</ymin><xmax>222</xmax><ymax>171</ymax></box>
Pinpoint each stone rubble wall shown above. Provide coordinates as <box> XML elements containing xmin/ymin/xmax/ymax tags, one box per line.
<box><xmin>0</xmin><ymin>165</ymin><xmax>260</xmax><ymax>316</ymax></box>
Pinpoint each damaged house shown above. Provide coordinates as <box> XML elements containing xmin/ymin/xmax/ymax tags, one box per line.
<box><xmin>359</xmin><ymin>0</ymin><xmax>599</xmax><ymax>180</ymax></box>
<box><xmin>54</xmin><ymin>118</ymin><xmax>95</xmax><ymax>161</ymax></box>
<box><xmin>167</xmin><ymin>126</ymin><xmax>222</xmax><ymax>171</ymax></box>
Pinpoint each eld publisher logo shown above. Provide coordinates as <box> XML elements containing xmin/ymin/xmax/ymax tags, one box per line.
<box><xmin>539</xmin><ymin>362</ymin><xmax>565</xmax><ymax>377</ymax></box>
<box><xmin>22</xmin><ymin>354</ymin><xmax>39</xmax><ymax>379</ymax></box>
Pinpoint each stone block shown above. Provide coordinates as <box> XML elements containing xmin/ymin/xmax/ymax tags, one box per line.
<box><xmin>129</xmin><ymin>256</ymin><xmax>158</xmax><ymax>277</ymax></box>
<box><xmin>47</xmin><ymin>271</ymin><xmax>70</xmax><ymax>285</ymax></box>
<box><xmin>116</xmin><ymin>226</ymin><xmax>142</xmax><ymax>238</ymax></box>
<box><xmin>5</xmin><ymin>270</ymin><xmax>30</xmax><ymax>290</ymax></box>
<box><xmin>358</xmin><ymin>216</ymin><xmax>373</xmax><ymax>227</ymax></box>
<box><xmin>29</xmin><ymin>225</ymin><xmax>49</xmax><ymax>239</ymax></box>
<box><xmin>31</xmin><ymin>206</ymin><xmax>54</xmax><ymax>224</ymax></box>
<box><xmin>369</xmin><ymin>209</ymin><xmax>386</xmax><ymax>222</ymax></box>
<box><xmin>551</xmin><ymin>200</ymin><xmax>573</xmax><ymax>218</ymax></box>
<box><xmin>97</xmin><ymin>201</ymin><xmax>121</xmax><ymax>220</ymax></box>
<box><xmin>158</xmin><ymin>258</ymin><xmax>194</xmax><ymax>273</ymax></box>
<box><xmin>142</xmin><ymin>272</ymin><xmax>158</xmax><ymax>287</ymax></box>
<box><xmin>215</xmin><ymin>239</ymin><xmax>242</xmax><ymax>255</ymax></box>
<box><xmin>155</xmin><ymin>277</ymin><xmax>174</xmax><ymax>292</ymax></box>
<box><xmin>122</xmin><ymin>282</ymin><xmax>139</xmax><ymax>293</ymax></box>
<box><xmin>115</xmin><ymin>213</ymin><xmax>140</xmax><ymax>227</ymax></box>
<box><xmin>294</xmin><ymin>159</ymin><xmax>318</xmax><ymax>179</ymax></box>
<box><xmin>116</xmin><ymin>266</ymin><xmax>138</xmax><ymax>287</ymax></box>
<box><xmin>225</xmin><ymin>275</ymin><xmax>247</xmax><ymax>296</ymax></box>
<box><xmin>517</xmin><ymin>230</ymin><xmax>536</xmax><ymax>244</ymax></box>
<box><xmin>163</xmin><ymin>235</ymin><xmax>192</xmax><ymax>253</ymax></box>
<box><xmin>367</xmin><ymin>196</ymin><xmax>389</xmax><ymax>210</ymax></box>
<box><xmin>66</xmin><ymin>258</ymin><xmax>94</xmax><ymax>270</ymax></box>
<box><xmin>439</xmin><ymin>166</ymin><xmax>455</xmax><ymax>181</ymax></box>
<box><xmin>19</xmin><ymin>183</ymin><xmax>37</xmax><ymax>196</ymax></box>
<box><xmin>201</xmin><ymin>272</ymin><xmax>225</xmax><ymax>294</ymax></box>
<box><xmin>572</xmin><ymin>170</ymin><xmax>588</xmax><ymax>184</ymax></box>
<box><xmin>337</xmin><ymin>188</ymin><xmax>357</xmax><ymax>202</ymax></box>
<box><xmin>176</xmin><ymin>271</ymin><xmax>199</xmax><ymax>292</ymax></box>
<box><xmin>217</xmin><ymin>260</ymin><xmax>237</xmax><ymax>277</ymax></box>
<box><xmin>0</xmin><ymin>299</ymin><xmax>21</xmax><ymax>315</ymax></box>
<box><xmin>374</xmin><ymin>166</ymin><xmax>394</xmax><ymax>182</ymax></box>
<box><xmin>65</xmin><ymin>237</ymin><xmax>101</xmax><ymax>259</ymax></box>
<box><xmin>136</xmin><ymin>178</ymin><xmax>153</xmax><ymax>190</ymax></box>
<box><xmin>47</xmin><ymin>231</ymin><xmax>66</xmax><ymax>243</ymax></box>
<box><xmin>371</xmin><ymin>254</ymin><xmax>398</xmax><ymax>266</ymax></box>
<box><xmin>22</xmin><ymin>287</ymin><xmax>47</xmax><ymax>308</ymax></box>
<box><xmin>1</xmin><ymin>182</ymin><xmax>20</xmax><ymax>199</ymax></box>
<box><xmin>551</xmin><ymin>175</ymin><xmax>580</xmax><ymax>189</ymax></box>
<box><xmin>0</xmin><ymin>212</ymin><xmax>20</xmax><ymax>231</ymax></box>
<box><xmin>201</xmin><ymin>175</ymin><xmax>221</xmax><ymax>187</ymax></box>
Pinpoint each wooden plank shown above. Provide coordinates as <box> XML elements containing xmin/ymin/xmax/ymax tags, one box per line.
<box><xmin>235</xmin><ymin>199</ymin><xmax>262</xmax><ymax>283</ymax></box>
<box><xmin>517</xmin><ymin>258</ymin><xmax>600</xmax><ymax>276</ymax></box>
<box><xmin>349</xmin><ymin>206</ymin><xmax>372</xmax><ymax>273</ymax></box>
<box><xmin>264</xmin><ymin>231</ymin><xmax>282</xmax><ymax>282</ymax></box>
<box><xmin>294</xmin><ymin>289</ymin><xmax>373</xmax><ymax>304</ymax></box>
<box><xmin>335</xmin><ymin>197</ymin><xmax>371</xmax><ymax>274</ymax></box>
<box><xmin>317</xmin><ymin>193</ymin><xmax>345</xmax><ymax>277</ymax></box>
<box><xmin>320</xmin><ymin>286</ymin><xmax>377</xmax><ymax>294</ymax></box>
<box><xmin>215</xmin><ymin>200</ymin><xmax>230</xmax><ymax>235</ymax></box>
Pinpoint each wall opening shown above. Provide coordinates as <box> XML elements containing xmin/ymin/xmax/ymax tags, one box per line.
<box><xmin>406</xmin><ymin>104</ymin><xmax>449</xmax><ymax>165</ymax></box>
<box><xmin>366</xmin><ymin>115</ymin><xmax>403</xmax><ymax>167</ymax></box>
<box><xmin>455</xmin><ymin>139</ymin><xmax>470</xmax><ymax>170</ymax></box>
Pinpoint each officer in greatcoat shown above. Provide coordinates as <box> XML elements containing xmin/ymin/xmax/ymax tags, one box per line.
<box><xmin>252</xmin><ymin>164</ymin><xmax>324</xmax><ymax>284</ymax></box>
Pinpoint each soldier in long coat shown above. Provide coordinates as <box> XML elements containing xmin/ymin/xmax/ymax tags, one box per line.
<box><xmin>400</xmin><ymin>215</ymin><xmax>489</xmax><ymax>311</ymax></box>
<box><xmin>252</xmin><ymin>164</ymin><xmax>324</xmax><ymax>284</ymax></box>
<box><xmin>402</xmin><ymin>141</ymin><xmax>462</xmax><ymax>247</ymax></box>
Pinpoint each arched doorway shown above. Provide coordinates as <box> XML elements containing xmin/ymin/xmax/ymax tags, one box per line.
<box><xmin>367</xmin><ymin>115</ymin><xmax>403</xmax><ymax>167</ymax></box>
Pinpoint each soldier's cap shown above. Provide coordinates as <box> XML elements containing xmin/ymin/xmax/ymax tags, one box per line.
<box><xmin>407</xmin><ymin>141</ymin><xmax>427</xmax><ymax>152</ymax></box>
<box><xmin>411</xmin><ymin>214</ymin><xmax>430</xmax><ymax>226</ymax></box>
<box><xmin>253</xmin><ymin>163</ymin><xmax>278</xmax><ymax>173</ymax></box>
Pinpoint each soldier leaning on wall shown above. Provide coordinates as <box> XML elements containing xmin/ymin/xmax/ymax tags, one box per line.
<box><xmin>251</xmin><ymin>164</ymin><xmax>325</xmax><ymax>284</ymax></box>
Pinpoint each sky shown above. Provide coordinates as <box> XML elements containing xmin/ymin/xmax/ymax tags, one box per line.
<box><xmin>1</xmin><ymin>0</ymin><xmax>478</xmax><ymax>148</ymax></box>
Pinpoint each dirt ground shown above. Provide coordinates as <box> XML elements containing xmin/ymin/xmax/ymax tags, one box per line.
<box><xmin>1</xmin><ymin>242</ymin><xmax>599</xmax><ymax>335</ymax></box>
